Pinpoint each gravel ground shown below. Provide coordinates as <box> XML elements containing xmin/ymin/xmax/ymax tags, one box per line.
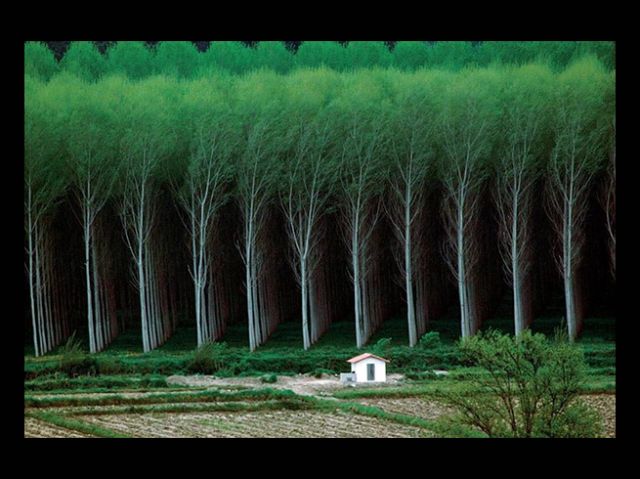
<box><xmin>581</xmin><ymin>394</ymin><xmax>616</xmax><ymax>438</ymax></box>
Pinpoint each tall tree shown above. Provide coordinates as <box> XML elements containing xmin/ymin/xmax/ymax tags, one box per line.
<box><xmin>494</xmin><ymin>64</ymin><xmax>552</xmax><ymax>334</ymax></box>
<box><xmin>281</xmin><ymin>117</ymin><xmax>335</xmax><ymax>349</ymax></box>
<box><xmin>335</xmin><ymin>73</ymin><xmax>389</xmax><ymax>346</ymax></box>
<box><xmin>25</xmin><ymin>42</ymin><xmax>59</xmax><ymax>81</ymax></box>
<box><xmin>176</xmin><ymin>109</ymin><xmax>234</xmax><ymax>346</ymax></box>
<box><xmin>118</xmin><ymin>77</ymin><xmax>176</xmax><ymax>352</ymax></box>
<box><xmin>601</xmin><ymin>115</ymin><xmax>616</xmax><ymax>278</ymax></box>
<box><xmin>105</xmin><ymin>41</ymin><xmax>155</xmax><ymax>80</ymax></box>
<box><xmin>386</xmin><ymin>71</ymin><xmax>433</xmax><ymax>345</ymax></box>
<box><xmin>60</xmin><ymin>42</ymin><xmax>106</xmax><ymax>82</ymax></box>
<box><xmin>546</xmin><ymin>58</ymin><xmax>609</xmax><ymax>341</ymax></box>
<box><xmin>25</xmin><ymin>77</ymin><xmax>68</xmax><ymax>355</ymax></box>
<box><xmin>439</xmin><ymin>69</ymin><xmax>498</xmax><ymax>338</ymax></box>
<box><xmin>66</xmin><ymin>81</ymin><xmax>120</xmax><ymax>352</ymax></box>
<box><xmin>154</xmin><ymin>41</ymin><xmax>201</xmax><ymax>78</ymax></box>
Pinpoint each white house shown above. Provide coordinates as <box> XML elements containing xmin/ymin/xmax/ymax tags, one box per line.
<box><xmin>345</xmin><ymin>353</ymin><xmax>389</xmax><ymax>383</ymax></box>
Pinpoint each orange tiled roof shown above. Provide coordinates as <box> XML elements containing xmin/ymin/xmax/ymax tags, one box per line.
<box><xmin>347</xmin><ymin>353</ymin><xmax>390</xmax><ymax>363</ymax></box>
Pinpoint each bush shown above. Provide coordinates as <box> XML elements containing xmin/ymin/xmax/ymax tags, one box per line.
<box><xmin>186</xmin><ymin>342</ymin><xmax>228</xmax><ymax>374</ymax></box>
<box><xmin>312</xmin><ymin>368</ymin><xmax>334</xmax><ymax>378</ymax></box>
<box><xmin>438</xmin><ymin>330</ymin><xmax>602</xmax><ymax>438</ymax></box>
<box><xmin>260</xmin><ymin>373</ymin><xmax>278</xmax><ymax>384</ymax></box>
<box><xmin>405</xmin><ymin>370</ymin><xmax>438</xmax><ymax>381</ymax></box>
<box><xmin>58</xmin><ymin>333</ymin><xmax>98</xmax><ymax>377</ymax></box>
<box><xmin>372</xmin><ymin>338</ymin><xmax>392</xmax><ymax>356</ymax></box>
<box><xmin>418</xmin><ymin>331</ymin><xmax>441</xmax><ymax>349</ymax></box>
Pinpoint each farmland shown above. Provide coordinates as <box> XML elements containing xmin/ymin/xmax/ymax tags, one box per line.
<box><xmin>24</xmin><ymin>317</ymin><xmax>616</xmax><ymax>438</ymax></box>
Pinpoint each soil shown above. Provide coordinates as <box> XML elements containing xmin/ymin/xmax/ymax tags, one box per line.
<box><xmin>24</xmin><ymin>374</ymin><xmax>615</xmax><ymax>438</ymax></box>
<box><xmin>166</xmin><ymin>373</ymin><xmax>405</xmax><ymax>397</ymax></box>
<box><xmin>581</xmin><ymin>394</ymin><xmax>616</xmax><ymax>438</ymax></box>
<box><xmin>356</xmin><ymin>396</ymin><xmax>454</xmax><ymax>421</ymax></box>
<box><xmin>24</xmin><ymin>418</ymin><xmax>95</xmax><ymax>438</ymax></box>
<box><xmin>77</xmin><ymin>409</ymin><xmax>432</xmax><ymax>438</ymax></box>
<box><xmin>355</xmin><ymin>393</ymin><xmax>616</xmax><ymax>438</ymax></box>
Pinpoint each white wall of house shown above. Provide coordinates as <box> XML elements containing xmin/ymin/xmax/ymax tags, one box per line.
<box><xmin>350</xmin><ymin>357</ymin><xmax>387</xmax><ymax>383</ymax></box>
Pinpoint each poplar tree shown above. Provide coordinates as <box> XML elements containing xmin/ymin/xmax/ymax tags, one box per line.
<box><xmin>392</xmin><ymin>41</ymin><xmax>429</xmax><ymax>70</ymax></box>
<box><xmin>494</xmin><ymin>64</ymin><xmax>552</xmax><ymax>334</ymax></box>
<box><xmin>386</xmin><ymin>71</ymin><xmax>434</xmax><ymax>345</ymax></box>
<box><xmin>60</xmin><ymin>42</ymin><xmax>106</xmax><ymax>82</ymax></box>
<box><xmin>281</xmin><ymin>117</ymin><xmax>336</xmax><ymax>348</ymax></box>
<box><xmin>24</xmin><ymin>42</ymin><xmax>59</xmax><ymax>81</ymax></box>
<box><xmin>105</xmin><ymin>41</ymin><xmax>155</xmax><ymax>80</ymax></box>
<box><xmin>235</xmin><ymin>72</ymin><xmax>286</xmax><ymax>350</ymax></box>
<box><xmin>546</xmin><ymin>58</ymin><xmax>610</xmax><ymax>341</ymax></box>
<box><xmin>154</xmin><ymin>41</ymin><xmax>201</xmax><ymax>78</ymax></box>
<box><xmin>439</xmin><ymin>69</ymin><xmax>498</xmax><ymax>338</ymax></box>
<box><xmin>25</xmin><ymin>77</ymin><xmax>68</xmax><ymax>355</ymax></box>
<box><xmin>200</xmin><ymin>41</ymin><xmax>251</xmax><ymax>75</ymax></box>
<box><xmin>336</xmin><ymin>73</ymin><xmax>388</xmax><ymax>347</ymax></box>
<box><xmin>119</xmin><ymin>77</ymin><xmax>176</xmax><ymax>352</ymax></box>
<box><xmin>294</xmin><ymin>41</ymin><xmax>347</xmax><ymax>71</ymax></box>
<box><xmin>65</xmin><ymin>79</ymin><xmax>120</xmax><ymax>352</ymax></box>
<box><xmin>176</xmin><ymin>82</ymin><xmax>235</xmax><ymax>346</ymax></box>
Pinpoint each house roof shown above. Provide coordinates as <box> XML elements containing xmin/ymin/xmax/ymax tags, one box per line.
<box><xmin>347</xmin><ymin>353</ymin><xmax>390</xmax><ymax>364</ymax></box>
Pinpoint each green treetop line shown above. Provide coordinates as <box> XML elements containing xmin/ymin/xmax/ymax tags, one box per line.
<box><xmin>24</xmin><ymin>51</ymin><xmax>615</xmax><ymax>355</ymax></box>
<box><xmin>25</xmin><ymin>41</ymin><xmax>615</xmax><ymax>82</ymax></box>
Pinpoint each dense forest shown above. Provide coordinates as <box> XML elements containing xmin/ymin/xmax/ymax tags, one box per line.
<box><xmin>27</xmin><ymin>41</ymin><xmax>615</xmax><ymax>79</ymax></box>
<box><xmin>24</xmin><ymin>42</ymin><xmax>615</xmax><ymax>356</ymax></box>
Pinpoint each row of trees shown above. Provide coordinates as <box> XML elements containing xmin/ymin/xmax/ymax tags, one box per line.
<box><xmin>25</xmin><ymin>41</ymin><xmax>615</xmax><ymax>82</ymax></box>
<box><xmin>24</xmin><ymin>59</ymin><xmax>615</xmax><ymax>355</ymax></box>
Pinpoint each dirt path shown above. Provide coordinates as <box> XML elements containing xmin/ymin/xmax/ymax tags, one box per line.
<box><xmin>166</xmin><ymin>373</ymin><xmax>405</xmax><ymax>397</ymax></box>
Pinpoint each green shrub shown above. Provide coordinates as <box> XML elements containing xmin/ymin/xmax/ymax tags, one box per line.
<box><xmin>260</xmin><ymin>374</ymin><xmax>278</xmax><ymax>384</ymax></box>
<box><xmin>186</xmin><ymin>342</ymin><xmax>228</xmax><ymax>374</ymax></box>
<box><xmin>405</xmin><ymin>370</ymin><xmax>438</xmax><ymax>381</ymax></box>
<box><xmin>58</xmin><ymin>333</ymin><xmax>98</xmax><ymax>377</ymax></box>
<box><xmin>312</xmin><ymin>368</ymin><xmax>334</xmax><ymax>378</ymax></box>
<box><xmin>418</xmin><ymin>331</ymin><xmax>441</xmax><ymax>349</ymax></box>
<box><xmin>438</xmin><ymin>330</ymin><xmax>602</xmax><ymax>438</ymax></box>
<box><xmin>372</xmin><ymin>338</ymin><xmax>392</xmax><ymax>356</ymax></box>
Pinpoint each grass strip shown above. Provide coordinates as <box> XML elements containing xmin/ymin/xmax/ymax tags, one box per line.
<box><xmin>26</xmin><ymin>410</ymin><xmax>130</xmax><ymax>438</ymax></box>
<box><xmin>56</xmin><ymin>398</ymin><xmax>315</xmax><ymax>416</ymax></box>
<box><xmin>25</xmin><ymin>387</ymin><xmax>298</xmax><ymax>408</ymax></box>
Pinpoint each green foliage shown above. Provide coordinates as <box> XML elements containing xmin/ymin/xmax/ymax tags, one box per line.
<box><xmin>417</xmin><ymin>331</ymin><xmax>441</xmax><ymax>349</ymax></box>
<box><xmin>60</xmin><ymin>41</ymin><xmax>106</xmax><ymax>82</ymax></box>
<box><xmin>312</xmin><ymin>368</ymin><xmax>334</xmax><ymax>378</ymax></box>
<box><xmin>58</xmin><ymin>332</ymin><xmax>98</xmax><ymax>377</ymax></box>
<box><xmin>342</xmin><ymin>42</ymin><xmax>392</xmax><ymax>70</ymax></box>
<box><xmin>294</xmin><ymin>41</ymin><xmax>347</xmax><ymax>70</ymax></box>
<box><xmin>187</xmin><ymin>342</ymin><xmax>229</xmax><ymax>374</ymax></box>
<box><xmin>153</xmin><ymin>41</ymin><xmax>200</xmax><ymax>78</ymax></box>
<box><xmin>31</xmin><ymin>41</ymin><xmax>615</xmax><ymax>84</ymax></box>
<box><xmin>372</xmin><ymin>337</ymin><xmax>392</xmax><ymax>356</ymax></box>
<box><xmin>25</xmin><ymin>42</ymin><xmax>59</xmax><ymax>81</ymax></box>
<box><xmin>439</xmin><ymin>330</ymin><xmax>603</xmax><ymax>437</ymax></box>
<box><xmin>260</xmin><ymin>373</ymin><xmax>278</xmax><ymax>384</ymax></box>
<box><xmin>26</xmin><ymin>411</ymin><xmax>130</xmax><ymax>438</ymax></box>
<box><xmin>105</xmin><ymin>41</ymin><xmax>155</xmax><ymax>80</ymax></box>
<box><xmin>25</xmin><ymin>374</ymin><xmax>169</xmax><ymax>392</ymax></box>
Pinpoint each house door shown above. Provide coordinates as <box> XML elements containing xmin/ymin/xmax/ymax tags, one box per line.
<box><xmin>367</xmin><ymin>363</ymin><xmax>375</xmax><ymax>381</ymax></box>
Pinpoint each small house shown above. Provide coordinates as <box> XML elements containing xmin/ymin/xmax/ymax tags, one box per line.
<box><xmin>345</xmin><ymin>353</ymin><xmax>389</xmax><ymax>383</ymax></box>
